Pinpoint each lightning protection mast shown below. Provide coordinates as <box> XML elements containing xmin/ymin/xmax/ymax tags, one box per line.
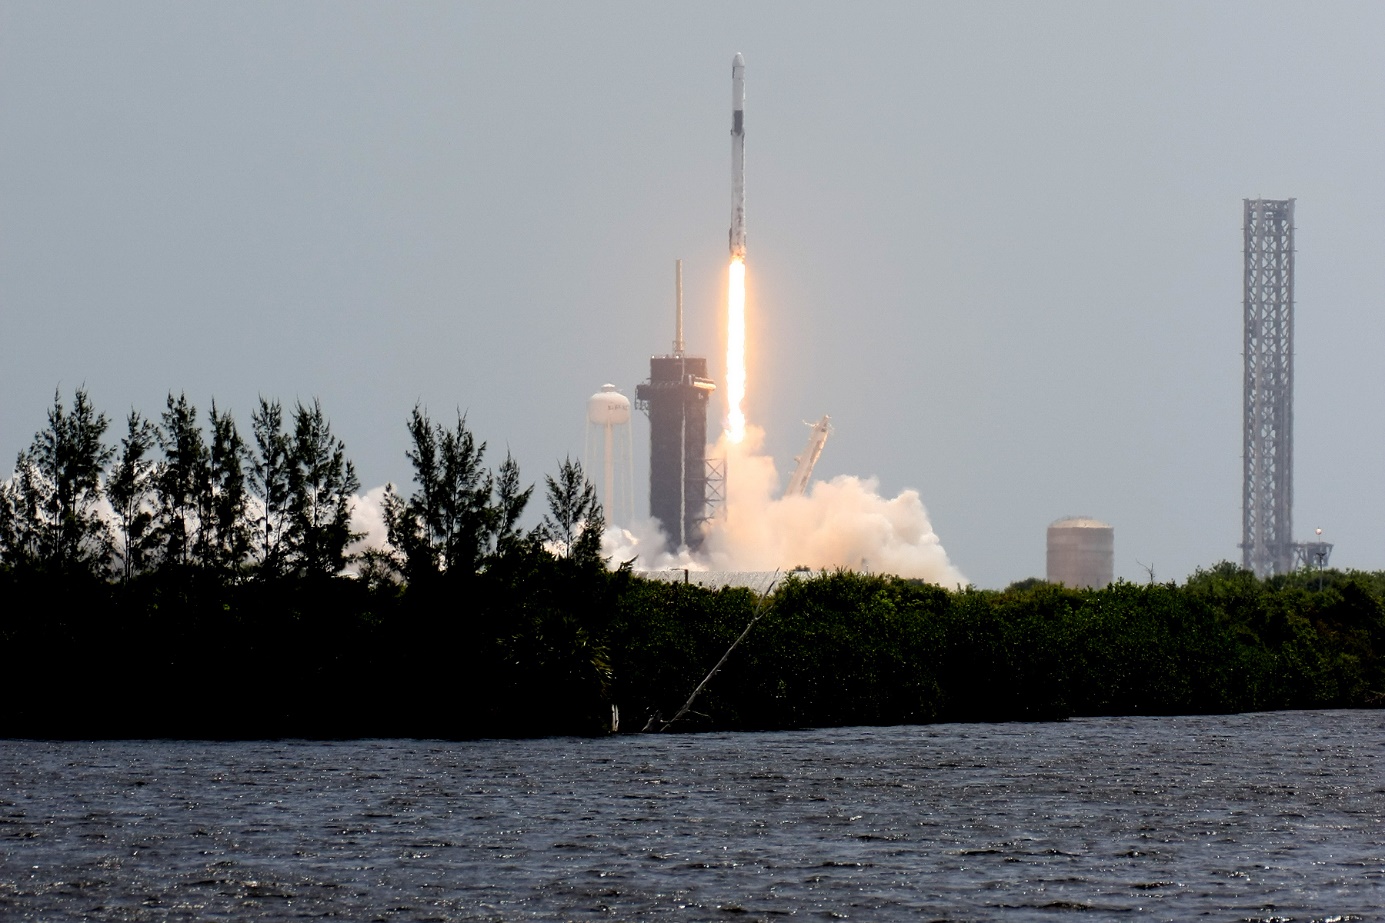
<box><xmin>1241</xmin><ymin>198</ymin><xmax>1295</xmax><ymax>577</ymax></box>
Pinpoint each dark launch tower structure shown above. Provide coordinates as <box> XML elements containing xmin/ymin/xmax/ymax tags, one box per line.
<box><xmin>636</xmin><ymin>357</ymin><xmax>715</xmax><ymax>551</ymax></box>
<box><xmin>636</xmin><ymin>262</ymin><xmax>717</xmax><ymax>552</ymax></box>
<box><xmin>1242</xmin><ymin>198</ymin><xmax>1295</xmax><ymax>577</ymax></box>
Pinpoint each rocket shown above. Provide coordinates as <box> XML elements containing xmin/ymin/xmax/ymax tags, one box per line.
<box><xmin>729</xmin><ymin>52</ymin><xmax>746</xmax><ymax>260</ymax></box>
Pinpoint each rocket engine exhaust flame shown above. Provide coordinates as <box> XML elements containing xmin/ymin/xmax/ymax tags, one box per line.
<box><xmin>725</xmin><ymin>52</ymin><xmax>748</xmax><ymax>444</ymax></box>
<box><xmin>726</xmin><ymin>257</ymin><xmax>746</xmax><ymax>443</ymax></box>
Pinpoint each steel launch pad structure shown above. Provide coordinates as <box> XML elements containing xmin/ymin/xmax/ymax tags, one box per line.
<box><xmin>636</xmin><ymin>355</ymin><xmax>715</xmax><ymax>552</ymax></box>
<box><xmin>636</xmin><ymin>262</ymin><xmax>717</xmax><ymax>552</ymax></box>
<box><xmin>1241</xmin><ymin>198</ymin><xmax>1296</xmax><ymax>578</ymax></box>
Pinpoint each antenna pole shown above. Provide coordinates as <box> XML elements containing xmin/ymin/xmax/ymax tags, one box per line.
<box><xmin>674</xmin><ymin>259</ymin><xmax>684</xmax><ymax>356</ymax></box>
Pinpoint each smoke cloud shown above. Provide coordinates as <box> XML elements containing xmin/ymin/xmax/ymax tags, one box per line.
<box><xmin>604</xmin><ymin>425</ymin><xmax>966</xmax><ymax>587</ymax></box>
<box><xmin>347</xmin><ymin>426</ymin><xmax>964</xmax><ymax>587</ymax></box>
<box><xmin>348</xmin><ymin>484</ymin><xmax>391</xmax><ymax>559</ymax></box>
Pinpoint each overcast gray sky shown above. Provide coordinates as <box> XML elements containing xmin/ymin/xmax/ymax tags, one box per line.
<box><xmin>3</xmin><ymin>2</ymin><xmax>1383</xmax><ymax>588</ymax></box>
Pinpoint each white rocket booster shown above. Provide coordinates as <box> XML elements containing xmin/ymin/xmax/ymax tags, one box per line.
<box><xmin>730</xmin><ymin>52</ymin><xmax>746</xmax><ymax>260</ymax></box>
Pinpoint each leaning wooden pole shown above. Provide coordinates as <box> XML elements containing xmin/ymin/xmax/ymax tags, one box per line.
<box><xmin>656</xmin><ymin>574</ymin><xmax>778</xmax><ymax>732</ymax></box>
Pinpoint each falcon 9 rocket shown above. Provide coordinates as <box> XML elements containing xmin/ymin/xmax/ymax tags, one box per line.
<box><xmin>730</xmin><ymin>52</ymin><xmax>746</xmax><ymax>259</ymax></box>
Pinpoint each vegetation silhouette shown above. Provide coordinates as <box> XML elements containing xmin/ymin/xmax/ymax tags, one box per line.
<box><xmin>1</xmin><ymin>389</ymin><xmax>1381</xmax><ymax>738</ymax></box>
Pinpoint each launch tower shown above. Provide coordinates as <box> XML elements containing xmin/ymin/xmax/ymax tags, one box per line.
<box><xmin>636</xmin><ymin>262</ymin><xmax>716</xmax><ymax>551</ymax></box>
<box><xmin>1241</xmin><ymin>198</ymin><xmax>1295</xmax><ymax>577</ymax></box>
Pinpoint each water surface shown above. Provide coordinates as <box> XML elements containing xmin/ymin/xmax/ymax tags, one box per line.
<box><xmin>2</xmin><ymin>710</ymin><xmax>1381</xmax><ymax>920</ymax></box>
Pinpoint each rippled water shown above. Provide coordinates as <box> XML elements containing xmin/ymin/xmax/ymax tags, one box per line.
<box><xmin>1</xmin><ymin>710</ymin><xmax>1381</xmax><ymax>921</ymax></box>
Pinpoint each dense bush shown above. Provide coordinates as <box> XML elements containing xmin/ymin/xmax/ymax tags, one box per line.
<box><xmin>5</xmin><ymin>557</ymin><xmax>1382</xmax><ymax>739</ymax></box>
<box><xmin>602</xmin><ymin>567</ymin><xmax>1382</xmax><ymax>734</ymax></box>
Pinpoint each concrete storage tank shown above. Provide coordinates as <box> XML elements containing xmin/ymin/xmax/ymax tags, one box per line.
<box><xmin>1046</xmin><ymin>517</ymin><xmax>1114</xmax><ymax>588</ymax></box>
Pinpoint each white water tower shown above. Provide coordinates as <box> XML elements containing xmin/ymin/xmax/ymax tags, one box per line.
<box><xmin>585</xmin><ymin>384</ymin><xmax>634</xmax><ymax>528</ymax></box>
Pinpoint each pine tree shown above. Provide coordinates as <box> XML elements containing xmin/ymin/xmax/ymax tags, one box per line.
<box><xmin>435</xmin><ymin>412</ymin><xmax>493</xmax><ymax>575</ymax></box>
<box><xmin>286</xmin><ymin>399</ymin><xmax>360</xmax><ymax>576</ymax></box>
<box><xmin>206</xmin><ymin>402</ymin><xmax>252</xmax><ymax>577</ymax></box>
<box><xmin>153</xmin><ymin>392</ymin><xmax>209</xmax><ymax>568</ymax></box>
<box><xmin>383</xmin><ymin>406</ymin><xmax>441</xmax><ymax>581</ymax></box>
<box><xmin>0</xmin><ymin>388</ymin><xmax>114</xmax><ymax>573</ymax></box>
<box><xmin>542</xmin><ymin>457</ymin><xmax>604</xmax><ymax>564</ymax></box>
<box><xmin>249</xmin><ymin>397</ymin><xmax>292</xmax><ymax>578</ymax></box>
<box><xmin>107</xmin><ymin>410</ymin><xmax>158</xmax><ymax>581</ymax></box>
<box><xmin>383</xmin><ymin>407</ymin><xmax>522</xmax><ymax>583</ymax></box>
<box><xmin>492</xmin><ymin>451</ymin><xmax>534</xmax><ymax>559</ymax></box>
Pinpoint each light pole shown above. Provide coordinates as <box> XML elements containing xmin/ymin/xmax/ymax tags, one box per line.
<box><xmin>1314</xmin><ymin>528</ymin><xmax>1326</xmax><ymax>592</ymax></box>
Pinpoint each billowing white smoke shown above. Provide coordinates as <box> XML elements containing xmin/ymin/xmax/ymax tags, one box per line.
<box><xmin>349</xmin><ymin>485</ymin><xmax>391</xmax><ymax>557</ymax></box>
<box><xmin>603</xmin><ymin>424</ymin><xmax>966</xmax><ymax>587</ymax></box>
<box><xmin>347</xmin><ymin>425</ymin><xmax>964</xmax><ymax>587</ymax></box>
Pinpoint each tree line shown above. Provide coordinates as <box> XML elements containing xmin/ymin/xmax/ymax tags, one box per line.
<box><xmin>1</xmin><ymin>389</ymin><xmax>1381</xmax><ymax>738</ymax></box>
<box><xmin>1</xmin><ymin>388</ymin><xmax>613</xmax><ymax>738</ymax></box>
<box><xmin>0</xmin><ymin>388</ymin><xmax>603</xmax><ymax>584</ymax></box>
<box><xmin>0</xmin><ymin>389</ymin><xmax>361</xmax><ymax>581</ymax></box>
<box><xmin>609</xmin><ymin>565</ymin><xmax>1383</xmax><ymax>732</ymax></box>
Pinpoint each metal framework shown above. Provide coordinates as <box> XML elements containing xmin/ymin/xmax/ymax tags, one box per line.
<box><xmin>702</xmin><ymin>457</ymin><xmax>726</xmax><ymax>524</ymax></box>
<box><xmin>1293</xmin><ymin>541</ymin><xmax>1333</xmax><ymax>570</ymax></box>
<box><xmin>1242</xmin><ymin>198</ymin><xmax>1295</xmax><ymax>577</ymax></box>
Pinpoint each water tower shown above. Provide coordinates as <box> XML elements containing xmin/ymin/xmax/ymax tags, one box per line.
<box><xmin>585</xmin><ymin>384</ymin><xmax>634</xmax><ymax>528</ymax></box>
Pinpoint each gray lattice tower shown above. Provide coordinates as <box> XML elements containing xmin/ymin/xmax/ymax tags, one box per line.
<box><xmin>1242</xmin><ymin>198</ymin><xmax>1295</xmax><ymax>577</ymax></box>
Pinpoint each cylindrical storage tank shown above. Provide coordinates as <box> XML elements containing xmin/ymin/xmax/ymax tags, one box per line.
<box><xmin>587</xmin><ymin>384</ymin><xmax>631</xmax><ymax>425</ymax></box>
<box><xmin>1046</xmin><ymin>516</ymin><xmax>1114</xmax><ymax>588</ymax></box>
<box><xmin>584</xmin><ymin>384</ymin><xmax>634</xmax><ymax>529</ymax></box>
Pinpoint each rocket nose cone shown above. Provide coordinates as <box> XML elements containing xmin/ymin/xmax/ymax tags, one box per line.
<box><xmin>733</xmin><ymin>52</ymin><xmax>744</xmax><ymax>67</ymax></box>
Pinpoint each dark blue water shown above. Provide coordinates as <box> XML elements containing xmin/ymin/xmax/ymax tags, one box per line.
<box><xmin>2</xmin><ymin>710</ymin><xmax>1381</xmax><ymax>921</ymax></box>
